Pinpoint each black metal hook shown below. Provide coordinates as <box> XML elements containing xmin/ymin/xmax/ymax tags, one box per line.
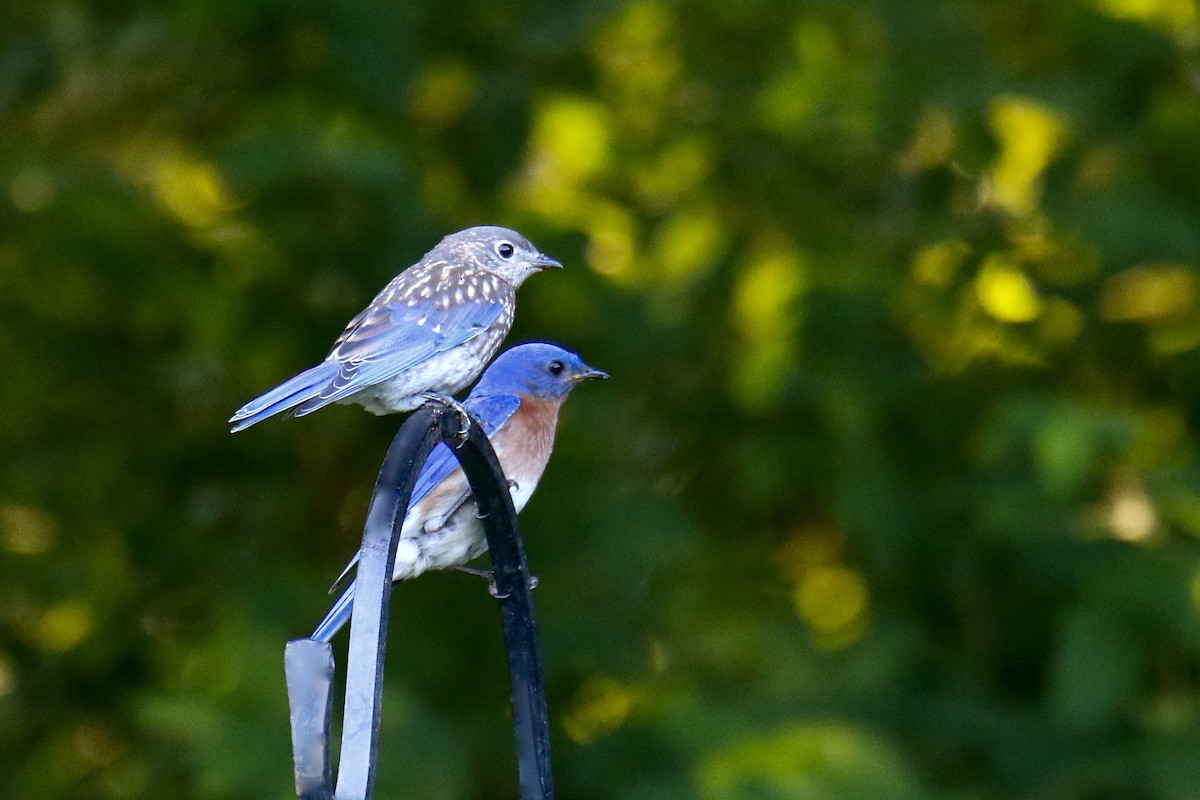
<box><xmin>284</xmin><ymin>405</ymin><xmax>555</xmax><ymax>800</ymax></box>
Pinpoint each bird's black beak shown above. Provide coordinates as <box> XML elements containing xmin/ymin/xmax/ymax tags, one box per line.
<box><xmin>533</xmin><ymin>254</ymin><xmax>563</xmax><ymax>270</ymax></box>
<box><xmin>573</xmin><ymin>364</ymin><xmax>609</xmax><ymax>381</ymax></box>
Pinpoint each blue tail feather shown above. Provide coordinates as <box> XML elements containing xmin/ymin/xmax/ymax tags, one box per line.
<box><xmin>312</xmin><ymin>584</ymin><xmax>355</xmax><ymax>643</ymax></box>
<box><xmin>229</xmin><ymin>362</ymin><xmax>336</xmax><ymax>432</ymax></box>
<box><xmin>292</xmin><ymin>387</ymin><xmax>345</xmax><ymax>419</ymax></box>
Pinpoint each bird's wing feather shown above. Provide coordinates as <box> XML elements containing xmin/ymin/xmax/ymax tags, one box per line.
<box><xmin>409</xmin><ymin>392</ymin><xmax>522</xmax><ymax>502</ymax></box>
<box><xmin>301</xmin><ymin>270</ymin><xmax>512</xmax><ymax>411</ymax></box>
<box><xmin>326</xmin><ymin>391</ymin><xmax>522</xmax><ymax>594</ymax></box>
<box><xmin>228</xmin><ymin>361</ymin><xmax>338</xmax><ymax>431</ymax></box>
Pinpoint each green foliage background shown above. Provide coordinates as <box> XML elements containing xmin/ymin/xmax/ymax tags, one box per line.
<box><xmin>3</xmin><ymin>0</ymin><xmax>1200</xmax><ymax>797</ymax></box>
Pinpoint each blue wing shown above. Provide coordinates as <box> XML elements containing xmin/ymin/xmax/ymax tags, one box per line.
<box><xmin>293</xmin><ymin>280</ymin><xmax>511</xmax><ymax>417</ymax></box>
<box><xmin>312</xmin><ymin>392</ymin><xmax>522</xmax><ymax>641</ymax></box>
<box><xmin>410</xmin><ymin>392</ymin><xmax>521</xmax><ymax>500</ymax></box>
<box><xmin>229</xmin><ymin>361</ymin><xmax>338</xmax><ymax>431</ymax></box>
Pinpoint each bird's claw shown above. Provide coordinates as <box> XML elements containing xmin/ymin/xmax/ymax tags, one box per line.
<box><xmin>454</xmin><ymin>565</ymin><xmax>539</xmax><ymax>597</ymax></box>
<box><xmin>489</xmin><ymin>575</ymin><xmax>539</xmax><ymax>598</ymax></box>
<box><xmin>454</xmin><ymin>565</ymin><xmax>501</xmax><ymax>596</ymax></box>
<box><xmin>423</xmin><ymin>392</ymin><xmax>474</xmax><ymax>438</ymax></box>
<box><xmin>472</xmin><ymin>482</ymin><xmax>514</xmax><ymax>518</ymax></box>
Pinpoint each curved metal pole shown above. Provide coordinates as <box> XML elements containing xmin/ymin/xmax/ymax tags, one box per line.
<box><xmin>445</xmin><ymin>416</ymin><xmax>555</xmax><ymax>800</ymax></box>
<box><xmin>336</xmin><ymin>407</ymin><xmax>444</xmax><ymax>800</ymax></box>
<box><xmin>284</xmin><ymin>404</ymin><xmax>555</xmax><ymax>800</ymax></box>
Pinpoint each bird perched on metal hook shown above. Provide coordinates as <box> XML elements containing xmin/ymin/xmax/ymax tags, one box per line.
<box><xmin>311</xmin><ymin>342</ymin><xmax>607</xmax><ymax>642</ymax></box>
<box><xmin>229</xmin><ymin>226</ymin><xmax>562</xmax><ymax>432</ymax></box>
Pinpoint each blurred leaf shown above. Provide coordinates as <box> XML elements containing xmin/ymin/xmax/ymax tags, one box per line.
<box><xmin>697</xmin><ymin>721</ymin><xmax>930</xmax><ymax>800</ymax></box>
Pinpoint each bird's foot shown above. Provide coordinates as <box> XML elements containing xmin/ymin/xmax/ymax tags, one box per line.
<box><xmin>454</xmin><ymin>565</ymin><xmax>502</xmax><ymax>597</ymax></box>
<box><xmin>473</xmin><ymin>483</ymin><xmax>517</xmax><ymax>519</ymax></box>
<box><xmin>453</xmin><ymin>565</ymin><xmax>539</xmax><ymax>598</ymax></box>
<box><xmin>423</xmin><ymin>392</ymin><xmax>473</xmax><ymax>437</ymax></box>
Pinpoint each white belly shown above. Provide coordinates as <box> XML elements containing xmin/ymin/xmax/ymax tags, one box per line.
<box><xmin>390</xmin><ymin>476</ymin><xmax>539</xmax><ymax>582</ymax></box>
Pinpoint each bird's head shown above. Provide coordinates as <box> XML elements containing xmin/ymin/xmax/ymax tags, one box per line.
<box><xmin>475</xmin><ymin>343</ymin><xmax>608</xmax><ymax>402</ymax></box>
<box><xmin>440</xmin><ymin>226</ymin><xmax>563</xmax><ymax>286</ymax></box>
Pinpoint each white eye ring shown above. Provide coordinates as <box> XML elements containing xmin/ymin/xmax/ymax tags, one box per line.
<box><xmin>495</xmin><ymin>241</ymin><xmax>515</xmax><ymax>260</ymax></box>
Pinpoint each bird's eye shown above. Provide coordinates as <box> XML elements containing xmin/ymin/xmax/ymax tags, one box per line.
<box><xmin>496</xmin><ymin>241</ymin><xmax>515</xmax><ymax>260</ymax></box>
<box><xmin>547</xmin><ymin>359</ymin><xmax>565</xmax><ymax>376</ymax></box>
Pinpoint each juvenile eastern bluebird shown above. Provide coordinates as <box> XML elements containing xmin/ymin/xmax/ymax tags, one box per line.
<box><xmin>229</xmin><ymin>226</ymin><xmax>562</xmax><ymax>432</ymax></box>
<box><xmin>311</xmin><ymin>342</ymin><xmax>607</xmax><ymax>642</ymax></box>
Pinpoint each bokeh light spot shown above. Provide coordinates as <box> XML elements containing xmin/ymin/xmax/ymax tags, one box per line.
<box><xmin>38</xmin><ymin>601</ymin><xmax>93</xmax><ymax>653</ymax></box>
<box><xmin>795</xmin><ymin>566</ymin><xmax>869</xmax><ymax>640</ymax></box>
<box><xmin>655</xmin><ymin>206</ymin><xmax>726</xmax><ymax>280</ymax></box>
<box><xmin>975</xmin><ymin>255</ymin><xmax>1044</xmax><ymax>322</ymax></box>
<box><xmin>514</xmin><ymin>96</ymin><xmax>612</xmax><ymax>221</ymax></box>
<box><xmin>986</xmin><ymin>96</ymin><xmax>1066</xmax><ymax>214</ymax></box>
<box><xmin>698</xmin><ymin>722</ymin><xmax>924</xmax><ymax>799</ymax></box>
<box><xmin>533</xmin><ymin>97</ymin><xmax>612</xmax><ymax>183</ymax></box>
<box><xmin>1099</xmin><ymin>264</ymin><xmax>1197</xmax><ymax>323</ymax></box>
<box><xmin>1093</xmin><ymin>0</ymin><xmax>1198</xmax><ymax>31</ymax></box>
<box><xmin>562</xmin><ymin>676</ymin><xmax>636</xmax><ymax>744</ymax></box>
<box><xmin>584</xmin><ymin>205</ymin><xmax>637</xmax><ymax>279</ymax></box>
<box><xmin>150</xmin><ymin>152</ymin><xmax>236</xmax><ymax>229</ymax></box>
<box><xmin>1</xmin><ymin>503</ymin><xmax>58</xmax><ymax>555</ymax></box>
<box><xmin>592</xmin><ymin>1</ymin><xmax>682</xmax><ymax>131</ymax></box>
<box><xmin>731</xmin><ymin>246</ymin><xmax>806</xmax><ymax>409</ymax></box>
<box><xmin>1107</xmin><ymin>476</ymin><xmax>1158</xmax><ymax>543</ymax></box>
<box><xmin>911</xmin><ymin>239</ymin><xmax>970</xmax><ymax>286</ymax></box>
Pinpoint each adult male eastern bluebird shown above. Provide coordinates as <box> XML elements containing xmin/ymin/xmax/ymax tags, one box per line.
<box><xmin>228</xmin><ymin>226</ymin><xmax>562</xmax><ymax>432</ymax></box>
<box><xmin>311</xmin><ymin>342</ymin><xmax>607</xmax><ymax>642</ymax></box>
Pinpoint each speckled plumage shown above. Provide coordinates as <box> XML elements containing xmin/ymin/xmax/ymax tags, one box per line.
<box><xmin>229</xmin><ymin>226</ymin><xmax>560</xmax><ymax>432</ymax></box>
<box><xmin>311</xmin><ymin>343</ymin><xmax>607</xmax><ymax>642</ymax></box>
